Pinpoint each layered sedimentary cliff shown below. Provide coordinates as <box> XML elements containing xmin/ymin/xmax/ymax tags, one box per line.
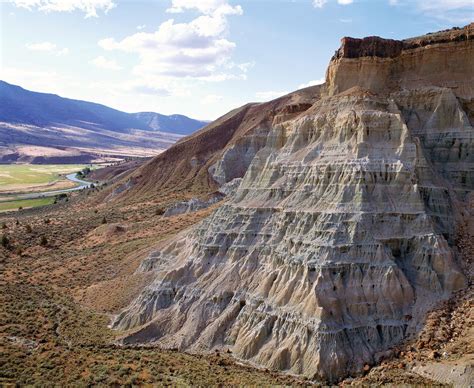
<box><xmin>327</xmin><ymin>24</ymin><xmax>474</xmax><ymax>98</ymax></box>
<box><xmin>111</xmin><ymin>24</ymin><xmax>474</xmax><ymax>382</ymax></box>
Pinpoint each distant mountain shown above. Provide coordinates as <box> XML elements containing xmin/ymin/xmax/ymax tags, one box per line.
<box><xmin>133</xmin><ymin>112</ymin><xmax>209</xmax><ymax>135</ymax></box>
<box><xmin>0</xmin><ymin>81</ymin><xmax>207</xmax><ymax>135</ymax></box>
<box><xmin>0</xmin><ymin>81</ymin><xmax>209</xmax><ymax>163</ymax></box>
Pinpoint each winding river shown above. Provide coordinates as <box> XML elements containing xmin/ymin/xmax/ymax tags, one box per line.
<box><xmin>9</xmin><ymin>173</ymin><xmax>93</xmax><ymax>200</ymax></box>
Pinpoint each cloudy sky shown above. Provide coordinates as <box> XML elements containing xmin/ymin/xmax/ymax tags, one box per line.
<box><xmin>1</xmin><ymin>0</ymin><xmax>473</xmax><ymax>120</ymax></box>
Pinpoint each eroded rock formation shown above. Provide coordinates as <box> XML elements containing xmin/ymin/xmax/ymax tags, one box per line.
<box><xmin>112</xmin><ymin>24</ymin><xmax>474</xmax><ymax>382</ymax></box>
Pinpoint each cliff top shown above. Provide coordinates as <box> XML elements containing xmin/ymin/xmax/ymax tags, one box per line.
<box><xmin>334</xmin><ymin>23</ymin><xmax>473</xmax><ymax>59</ymax></box>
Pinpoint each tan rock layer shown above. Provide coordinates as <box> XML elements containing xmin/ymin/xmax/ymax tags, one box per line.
<box><xmin>326</xmin><ymin>24</ymin><xmax>474</xmax><ymax>98</ymax></box>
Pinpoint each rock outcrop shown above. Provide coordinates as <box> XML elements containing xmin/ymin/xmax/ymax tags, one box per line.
<box><xmin>327</xmin><ymin>23</ymin><xmax>474</xmax><ymax>98</ymax></box>
<box><xmin>163</xmin><ymin>195</ymin><xmax>223</xmax><ymax>217</ymax></box>
<box><xmin>112</xmin><ymin>24</ymin><xmax>474</xmax><ymax>382</ymax></box>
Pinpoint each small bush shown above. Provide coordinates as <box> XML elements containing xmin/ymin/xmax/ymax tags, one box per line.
<box><xmin>40</xmin><ymin>236</ymin><xmax>48</xmax><ymax>246</ymax></box>
<box><xmin>155</xmin><ymin>208</ymin><xmax>165</xmax><ymax>216</ymax></box>
<box><xmin>101</xmin><ymin>217</ymin><xmax>107</xmax><ymax>224</ymax></box>
<box><xmin>25</xmin><ymin>224</ymin><xmax>32</xmax><ymax>233</ymax></box>
<box><xmin>1</xmin><ymin>235</ymin><xmax>10</xmax><ymax>248</ymax></box>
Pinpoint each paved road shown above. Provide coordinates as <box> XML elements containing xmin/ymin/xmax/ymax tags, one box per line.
<box><xmin>5</xmin><ymin>173</ymin><xmax>92</xmax><ymax>200</ymax></box>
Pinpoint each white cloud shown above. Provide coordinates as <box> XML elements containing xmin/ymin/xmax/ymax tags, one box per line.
<box><xmin>136</xmin><ymin>24</ymin><xmax>146</xmax><ymax>30</ymax></box>
<box><xmin>25</xmin><ymin>41</ymin><xmax>69</xmax><ymax>55</ymax></box>
<box><xmin>10</xmin><ymin>0</ymin><xmax>115</xmax><ymax>18</ymax></box>
<box><xmin>98</xmin><ymin>0</ymin><xmax>246</xmax><ymax>82</ymax></box>
<box><xmin>312</xmin><ymin>0</ymin><xmax>327</xmax><ymax>8</ymax></box>
<box><xmin>388</xmin><ymin>0</ymin><xmax>474</xmax><ymax>23</ymax></box>
<box><xmin>89</xmin><ymin>55</ymin><xmax>122</xmax><ymax>70</ymax></box>
<box><xmin>166</xmin><ymin>0</ymin><xmax>242</xmax><ymax>16</ymax></box>
<box><xmin>235</xmin><ymin>61</ymin><xmax>255</xmax><ymax>73</ymax></box>
<box><xmin>298</xmin><ymin>77</ymin><xmax>325</xmax><ymax>89</ymax></box>
<box><xmin>313</xmin><ymin>0</ymin><xmax>354</xmax><ymax>7</ymax></box>
<box><xmin>255</xmin><ymin>90</ymin><xmax>289</xmax><ymax>101</ymax></box>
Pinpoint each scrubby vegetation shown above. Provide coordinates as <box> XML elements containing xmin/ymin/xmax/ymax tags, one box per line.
<box><xmin>0</xmin><ymin>189</ymin><xmax>308</xmax><ymax>386</ymax></box>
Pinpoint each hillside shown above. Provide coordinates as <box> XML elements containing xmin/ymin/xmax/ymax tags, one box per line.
<box><xmin>105</xmin><ymin>23</ymin><xmax>473</xmax><ymax>383</ymax></box>
<box><xmin>133</xmin><ymin>112</ymin><xmax>209</xmax><ymax>136</ymax></box>
<box><xmin>105</xmin><ymin>85</ymin><xmax>323</xmax><ymax>204</ymax></box>
<box><xmin>0</xmin><ymin>81</ymin><xmax>207</xmax><ymax>163</ymax></box>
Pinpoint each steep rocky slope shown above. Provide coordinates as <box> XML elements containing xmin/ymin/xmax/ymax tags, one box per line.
<box><xmin>110</xmin><ymin>24</ymin><xmax>474</xmax><ymax>383</ymax></box>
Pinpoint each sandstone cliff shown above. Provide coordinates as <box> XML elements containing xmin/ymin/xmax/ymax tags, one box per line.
<box><xmin>110</xmin><ymin>24</ymin><xmax>474</xmax><ymax>382</ymax></box>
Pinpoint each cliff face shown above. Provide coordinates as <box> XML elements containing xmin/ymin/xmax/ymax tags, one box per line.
<box><xmin>327</xmin><ymin>23</ymin><xmax>474</xmax><ymax>99</ymax></box>
<box><xmin>111</xmin><ymin>25</ymin><xmax>474</xmax><ymax>382</ymax></box>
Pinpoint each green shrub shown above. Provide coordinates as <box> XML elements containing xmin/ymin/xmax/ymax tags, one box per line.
<box><xmin>40</xmin><ymin>236</ymin><xmax>48</xmax><ymax>246</ymax></box>
<box><xmin>1</xmin><ymin>234</ymin><xmax>9</xmax><ymax>248</ymax></box>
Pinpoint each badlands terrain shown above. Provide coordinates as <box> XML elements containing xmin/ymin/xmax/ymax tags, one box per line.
<box><xmin>1</xmin><ymin>24</ymin><xmax>473</xmax><ymax>386</ymax></box>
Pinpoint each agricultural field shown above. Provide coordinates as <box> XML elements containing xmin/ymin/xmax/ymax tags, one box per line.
<box><xmin>0</xmin><ymin>164</ymin><xmax>97</xmax><ymax>213</ymax></box>
<box><xmin>0</xmin><ymin>164</ymin><xmax>91</xmax><ymax>194</ymax></box>
<box><xmin>0</xmin><ymin>197</ymin><xmax>55</xmax><ymax>212</ymax></box>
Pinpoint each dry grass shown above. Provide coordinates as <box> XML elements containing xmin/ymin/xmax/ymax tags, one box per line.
<box><xmin>0</xmin><ymin>187</ymin><xmax>312</xmax><ymax>386</ymax></box>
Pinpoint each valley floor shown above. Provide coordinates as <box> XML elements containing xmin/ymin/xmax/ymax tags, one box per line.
<box><xmin>0</xmin><ymin>185</ymin><xmax>471</xmax><ymax>386</ymax></box>
<box><xmin>0</xmin><ymin>164</ymin><xmax>96</xmax><ymax>213</ymax></box>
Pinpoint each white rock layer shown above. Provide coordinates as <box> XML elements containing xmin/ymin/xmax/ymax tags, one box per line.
<box><xmin>113</xmin><ymin>87</ymin><xmax>472</xmax><ymax>381</ymax></box>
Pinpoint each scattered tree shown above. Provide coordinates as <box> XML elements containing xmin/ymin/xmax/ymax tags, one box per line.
<box><xmin>101</xmin><ymin>217</ymin><xmax>107</xmax><ymax>224</ymax></box>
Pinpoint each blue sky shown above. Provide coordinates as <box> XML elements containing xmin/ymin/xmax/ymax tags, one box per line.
<box><xmin>1</xmin><ymin>0</ymin><xmax>473</xmax><ymax>120</ymax></box>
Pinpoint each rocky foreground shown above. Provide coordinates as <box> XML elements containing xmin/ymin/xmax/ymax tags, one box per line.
<box><xmin>106</xmin><ymin>24</ymin><xmax>474</xmax><ymax>383</ymax></box>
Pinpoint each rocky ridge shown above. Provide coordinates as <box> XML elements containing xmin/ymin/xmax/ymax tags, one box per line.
<box><xmin>110</xmin><ymin>24</ymin><xmax>474</xmax><ymax>383</ymax></box>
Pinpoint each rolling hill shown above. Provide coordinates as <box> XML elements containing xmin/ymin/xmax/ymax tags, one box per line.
<box><xmin>0</xmin><ymin>81</ymin><xmax>208</xmax><ymax>163</ymax></box>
